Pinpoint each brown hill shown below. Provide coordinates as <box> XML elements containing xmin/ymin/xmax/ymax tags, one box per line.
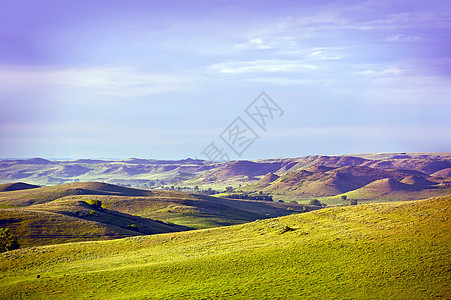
<box><xmin>304</xmin><ymin>165</ymin><xmax>336</xmax><ymax>173</ymax></box>
<box><xmin>363</xmin><ymin>158</ymin><xmax>451</xmax><ymax>174</ymax></box>
<box><xmin>431</xmin><ymin>168</ymin><xmax>451</xmax><ymax>178</ymax></box>
<box><xmin>400</xmin><ymin>175</ymin><xmax>437</xmax><ymax>187</ymax></box>
<box><xmin>259</xmin><ymin>172</ymin><xmax>280</xmax><ymax>184</ymax></box>
<box><xmin>252</xmin><ymin>164</ymin><xmax>449</xmax><ymax>200</ymax></box>
<box><xmin>263</xmin><ymin>166</ymin><xmax>390</xmax><ymax>197</ymax></box>
<box><xmin>359</xmin><ymin>178</ymin><xmax>411</xmax><ymax>193</ymax></box>
<box><xmin>251</xmin><ymin>172</ymin><xmax>281</xmax><ymax>189</ymax></box>
<box><xmin>200</xmin><ymin>160</ymin><xmax>283</xmax><ymax>182</ymax></box>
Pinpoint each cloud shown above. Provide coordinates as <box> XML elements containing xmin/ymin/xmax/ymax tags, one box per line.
<box><xmin>355</xmin><ymin>66</ymin><xmax>404</xmax><ymax>77</ymax></box>
<box><xmin>307</xmin><ymin>50</ymin><xmax>343</xmax><ymax>60</ymax></box>
<box><xmin>386</xmin><ymin>34</ymin><xmax>422</xmax><ymax>42</ymax></box>
<box><xmin>244</xmin><ymin>77</ymin><xmax>311</xmax><ymax>85</ymax></box>
<box><xmin>234</xmin><ymin>38</ymin><xmax>272</xmax><ymax>50</ymax></box>
<box><xmin>0</xmin><ymin>65</ymin><xmax>195</xmax><ymax>98</ymax></box>
<box><xmin>210</xmin><ymin>59</ymin><xmax>319</xmax><ymax>74</ymax></box>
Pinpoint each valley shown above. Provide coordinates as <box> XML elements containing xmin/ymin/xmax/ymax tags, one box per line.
<box><xmin>1</xmin><ymin>152</ymin><xmax>450</xmax><ymax>299</ymax></box>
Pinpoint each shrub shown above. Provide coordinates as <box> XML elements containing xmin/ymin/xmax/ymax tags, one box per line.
<box><xmin>350</xmin><ymin>199</ymin><xmax>358</xmax><ymax>205</ymax></box>
<box><xmin>85</xmin><ymin>200</ymin><xmax>102</xmax><ymax>210</ymax></box>
<box><xmin>0</xmin><ymin>228</ymin><xmax>20</xmax><ymax>253</ymax></box>
<box><xmin>126</xmin><ymin>224</ymin><xmax>139</xmax><ymax>231</ymax></box>
<box><xmin>309</xmin><ymin>199</ymin><xmax>323</xmax><ymax>206</ymax></box>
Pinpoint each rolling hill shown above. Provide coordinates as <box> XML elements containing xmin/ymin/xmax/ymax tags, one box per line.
<box><xmin>0</xmin><ymin>182</ymin><xmax>40</xmax><ymax>192</ymax></box>
<box><xmin>0</xmin><ymin>182</ymin><xmax>309</xmax><ymax>246</ymax></box>
<box><xmin>241</xmin><ymin>164</ymin><xmax>451</xmax><ymax>202</ymax></box>
<box><xmin>0</xmin><ymin>195</ymin><xmax>449</xmax><ymax>299</ymax></box>
<box><xmin>1</xmin><ymin>152</ymin><xmax>450</xmax><ymax>202</ymax></box>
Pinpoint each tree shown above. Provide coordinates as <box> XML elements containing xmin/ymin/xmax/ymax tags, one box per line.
<box><xmin>309</xmin><ymin>199</ymin><xmax>323</xmax><ymax>206</ymax></box>
<box><xmin>225</xmin><ymin>186</ymin><xmax>234</xmax><ymax>193</ymax></box>
<box><xmin>341</xmin><ymin>195</ymin><xmax>347</xmax><ymax>201</ymax></box>
<box><xmin>350</xmin><ymin>199</ymin><xmax>358</xmax><ymax>205</ymax></box>
<box><xmin>0</xmin><ymin>228</ymin><xmax>20</xmax><ymax>253</ymax></box>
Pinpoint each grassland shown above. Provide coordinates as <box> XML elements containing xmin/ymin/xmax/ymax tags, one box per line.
<box><xmin>1</xmin><ymin>195</ymin><xmax>449</xmax><ymax>299</ymax></box>
<box><xmin>0</xmin><ymin>182</ymin><xmax>308</xmax><ymax>247</ymax></box>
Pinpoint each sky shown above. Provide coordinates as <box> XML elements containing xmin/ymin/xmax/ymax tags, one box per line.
<box><xmin>0</xmin><ymin>0</ymin><xmax>450</xmax><ymax>161</ymax></box>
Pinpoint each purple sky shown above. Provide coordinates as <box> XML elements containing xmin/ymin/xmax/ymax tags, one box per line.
<box><xmin>1</xmin><ymin>0</ymin><xmax>450</xmax><ymax>160</ymax></box>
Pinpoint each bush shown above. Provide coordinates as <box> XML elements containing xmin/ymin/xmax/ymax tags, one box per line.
<box><xmin>85</xmin><ymin>200</ymin><xmax>102</xmax><ymax>210</ymax></box>
<box><xmin>0</xmin><ymin>228</ymin><xmax>20</xmax><ymax>253</ymax></box>
<box><xmin>309</xmin><ymin>199</ymin><xmax>323</xmax><ymax>206</ymax></box>
<box><xmin>126</xmin><ymin>224</ymin><xmax>139</xmax><ymax>231</ymax></box>
<box><xmin>350</xmin><ymin>199</ymin><xmax>358</xmax><ymax>205</ymax></box>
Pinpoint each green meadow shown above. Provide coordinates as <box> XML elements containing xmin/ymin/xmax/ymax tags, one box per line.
<box><xmin>1</xmin><ymin>195</ymin><xmax>450</xmax><ymax>299</ymax></box>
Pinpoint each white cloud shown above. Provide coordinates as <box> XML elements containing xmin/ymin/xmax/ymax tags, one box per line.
<box><xmin>307</xmin><ymin>50</ymin><xmax>343</xmax><ymax>60</ymax></box>
<box><xmin>355</xmin><ymin>67</ymin><xmax>404</xmax><ymax>77</ymax></box>
<box><xmin>210</xmin><ymin>59</ymin><xmax>319</xmax><ymax>74</ymax></box>
<box><xmin>244</xmin><ymin>77</ymin><xmax>311</xmax><ymax>85</ymax></box>
<box><xmin>233</xmin><ymin>37</ymin><xmax>274</xmax><ymax>51</ymax></box>
<box><xmin>0</xmin><ymin>65</ymin><xmax>195</xmax><ymax>98</ymax></box>
<box><xmin>386</xmin><ymin>34</ymin><xmax>422</xmax><ymax>42</ymax></box>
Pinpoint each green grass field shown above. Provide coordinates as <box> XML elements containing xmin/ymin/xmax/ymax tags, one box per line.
<box><xmin>0</xmin><ymin>182</ymin><xmax>309</xmax><ymax>248</ymax></box>
<box><xmin>1</xmin><ymin>195</ymin><xmax>450</xmax><ymax>299</ymax></box>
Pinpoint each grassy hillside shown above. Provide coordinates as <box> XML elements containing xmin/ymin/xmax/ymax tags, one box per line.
<box><xmin>0</xmin><ymin>182</ymin><xmax>40</xmax><ymax>192</ymax></box>
<box><xmin>0</xmin><ymin>182</ymin><xmax>307</xmax><ymax>247</ymax></box>
<box><xmin>0</xmin><ymin>181</ymin><xmax>159</xmax><ymax>207</ymax></box>
<box><xmin>47</xmin><ymin>192</ymin><xmax>308</xmax><ymax>229</ymax></box>
<box><xmin>0</xmin><ymin>208</ymin><xmax>141</xmax><ymax>247</ymax></box>
<box><xmin>0</xmin><ymin>195</ymin><xmax>449</xmax><ymax>299</ymax></box>
<box><xmin>0</xmin><ymin>198</ymin><xmax>190</xmax><ymax>248</ymax></box>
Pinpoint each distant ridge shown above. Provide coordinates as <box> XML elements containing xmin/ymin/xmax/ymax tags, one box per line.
<box><xmin>1</xmin><ymin>152</ymin><xmax>450</xmax><ymax>202</ymax></box>
<box><xmin>0</xmin><ymin>182</ymin><xmax>40</xmax><ymax>192</ymax></box>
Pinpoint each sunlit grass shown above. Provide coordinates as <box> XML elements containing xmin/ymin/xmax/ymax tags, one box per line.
<box><xmin>1</xmin><ymin>195</ymin><xmax>449</xmax><ymax>299</ymax></box>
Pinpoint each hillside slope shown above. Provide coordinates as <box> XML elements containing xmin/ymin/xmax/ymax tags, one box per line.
<box><xmin>0</xmin><ymin>195</ymin><xmax>449</xmax><ymax>299</ymax></box>
<box><xmin>0</xmin><ymin>208</ymin><xmax>141</xmax><ymax>247</ymax></box>
<box><xmin>0</xmin><ymin>182</ymin><xmax>158</xmax><ymax>207</ymax></box>
<box><xmin>242</xmin><ymin>164</ymin><xmax>451</xmax><ymax>201</ymax></box>
<box><xmin>0</xmin><ymin>182</ymin><xmax>40</xmax><ymax>192</ymax></box>
<box><xmin>0</xmin><ymin>197</ymin><xmax>190</xmax><ymax>247</ymax></box>
<box><xmin>0</xmin><ymin>182</ymin><xmax>308</xmax><ymax>247</ymax></box>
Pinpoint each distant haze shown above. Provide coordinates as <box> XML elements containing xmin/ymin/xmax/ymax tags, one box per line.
<box><xmin>1</xmin><ymin>0</ymin><xmax>450</xmax><ymax>160</ymax></box>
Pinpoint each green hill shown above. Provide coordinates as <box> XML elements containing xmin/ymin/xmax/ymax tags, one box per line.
<box><xmin>0</xmin><ymin>195</ymin><xmax>449</xmax><ymax>299</ymax></box>
<box><xmin>0</xmin><ymin>182</ymin><xmax>307</xmax><ymax>246</ymax></box>
<box><xmin>0</xmin><ymin>182</ymin><xmax>158</xmax><ymax>207</ymax></box>
<box><xmin>0</xmin><ymin>182</ymin><xmax>40</xmax><ymax>192</ymax></box>
<box><xmin>0</xmin><ymin>208</ymin><xmax>140</xmax><ymax>247</ymax></box>
<box><xmin>0</xmin><ymin>198</ymin><xmax>190</xmax><ymax>247</ymax></box>
<box><xmin>56</xmin><ymin>192</ymin><xmax>308</xmax><ymax>229</ymax></box>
